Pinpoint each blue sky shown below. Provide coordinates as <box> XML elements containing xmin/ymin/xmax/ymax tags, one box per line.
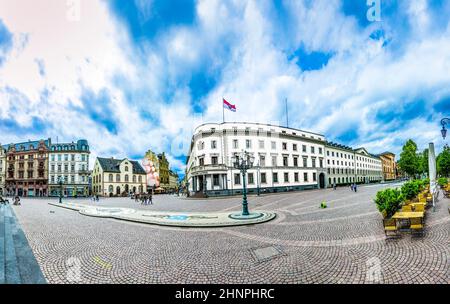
<box><xmin>1</xmin><ymin>0</ymin><xmax>450</xmax><ymax>175</ymax></box>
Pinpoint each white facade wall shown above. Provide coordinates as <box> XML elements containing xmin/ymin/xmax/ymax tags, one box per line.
<box><xmin>186</xmin><ymin>123</ymin><xmax>328</xmax><ymax>195</ymax></box>
<box><xmin>325</xmin><ymin>146</ymin><xmax>383</xmax><ymax>185</ymax></box>
<box><xmin>48</xmin><ymin>150</ymin><xmax>90</xmax><ymax>196</ymax></box>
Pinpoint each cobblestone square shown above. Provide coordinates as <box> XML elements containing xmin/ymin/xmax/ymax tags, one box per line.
<box><xmin>11</xmin><ymin>183</ymin><xmax>450</xmax><ymax>284</ymax></box>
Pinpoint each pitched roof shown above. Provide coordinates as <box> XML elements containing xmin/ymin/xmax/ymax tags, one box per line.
<box><xmin>2</xmin><ymin>139</ymin><xmax>50</xmax><ymax>151</ymax></box>
<box><xmin>97</xmin><ymin>157</ymin><xmax>146</xmax><ymax>174</ymax></box>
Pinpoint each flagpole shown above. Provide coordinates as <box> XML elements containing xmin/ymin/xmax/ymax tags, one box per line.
<box><xmin>222</xmin><ymin>97</ymin><xmax>225</xmax><ymax>123</ymax></box>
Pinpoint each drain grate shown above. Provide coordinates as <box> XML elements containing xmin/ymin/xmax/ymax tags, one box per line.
<box><xmin>250</xmin><ymin>245</ymin><xmax>285</xmax><ymax>262</ymax></box>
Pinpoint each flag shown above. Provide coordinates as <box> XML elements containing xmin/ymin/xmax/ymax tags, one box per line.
<box><xmin>223</xmin><ymin>98</ymin><xmax>236</xmax><ymax>112</ymax></box>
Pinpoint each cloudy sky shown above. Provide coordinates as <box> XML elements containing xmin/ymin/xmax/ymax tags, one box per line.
<box><xmin>0</xmin><ymin>0</ymin><xmax>449</xmax><ymax>175</ymax></box>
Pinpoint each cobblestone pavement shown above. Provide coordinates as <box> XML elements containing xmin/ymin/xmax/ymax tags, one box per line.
<box><xmin>11</xmin><ymin>183</ymin><xmax>450</xmax><ymax>284</ymax></box>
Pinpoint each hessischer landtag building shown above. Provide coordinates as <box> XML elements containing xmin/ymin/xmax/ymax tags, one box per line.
<box><xmin>185</xmin><ymin>122</ymin><xmax>383</xmax><ymax>197</ymax></box>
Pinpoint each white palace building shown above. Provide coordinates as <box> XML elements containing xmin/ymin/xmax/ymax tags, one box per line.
<box><xmin>185</xmin><ymin>122</ymin><xmax>383</xmax><ymax>197</ymax></box>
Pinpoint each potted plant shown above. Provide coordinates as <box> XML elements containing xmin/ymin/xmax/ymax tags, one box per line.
<box><xmin>374</xmin><ymin>188</ymin><xmax>405</xmax><ymax>219</ymax></box>
<box><xmin>401</xmin><ymin>181</ymin><xmax>419</xmax><ymax>202</ymax></box>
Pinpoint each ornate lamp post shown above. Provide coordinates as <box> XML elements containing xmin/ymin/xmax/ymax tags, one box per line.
<box><xmin>441</xmin><ymin>118</ymin><xmax>449</xmax><ymax>139</ymax></box>
<box><xmin>58</xmin><ymin>176</ymin><xmax>64</xmax><ymax>204</ymax></box>
<box><xmin>230</xmin><ymin>151</ymin><xmax>263</xmax><ymax>220</ymax></box>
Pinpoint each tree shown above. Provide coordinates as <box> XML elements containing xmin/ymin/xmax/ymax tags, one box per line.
<box><xmin>418</xmin><ymin>148</ymin><xmax>429</xmax><ymax>176</ymax></box>
<box><xmin>437</xmin><ymin>145</ymin><xmax>450</xmax><ymax>177</ymax></box>
<box><xmin>397</xmin><ymin>139</ymin><xmax>420</xmax><ymax>178</ymax></box>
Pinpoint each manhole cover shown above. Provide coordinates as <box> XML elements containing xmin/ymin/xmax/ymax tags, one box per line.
<box><xmin>251</xmin><ymin>246</ymin><xmax>284</xmax><ymax>262</ymax></box>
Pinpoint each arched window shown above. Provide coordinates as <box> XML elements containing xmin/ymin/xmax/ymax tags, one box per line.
<box><xmin>138</xmin><ymin>176</ymin><xmax>142</xmax><ymax>183</ymax></box>
<box><xmin>132</xmin><ymin>175</ymin><xmax>136</xmax><ymax>183</ymax></box>
<box><xmin>125</xmin><ymin>174</ymin><xmax>129</xmax><ymax>182</ymax></box>
<box><xmin>116</xmin><ymin>174</ymin><xmax>120</xmax><ymax>182</ymax></box>
<box><xmin>125</xmin><ymin>166</ymin><xmax>129</xmax><ymax>172</ymax></box>
<box><xmin>109</xmin><ymin>174</ymin><xmax>113</xmax><ymax>182</ymax></box>
<box><xmin>108</xmin><ymin>185</ymin><xmax>113</xmax><ymax>194</ymax></box>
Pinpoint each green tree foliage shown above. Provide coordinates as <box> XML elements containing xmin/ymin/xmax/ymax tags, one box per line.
<box><xmin>398</xmin><ymin>139</ymin><xmax>419</xmax><ymax>177</ymax></box>
<box><xmin>374</xmin><ymin>188</ymin><xmax>404</xmax><ymax>218</ymax></box>
<box><xmin>419</xmin><ymin>148</ymin><xmax>429</xmax><ymax>176</ymax></box>
<box><xmin>437</xmin><ymin>145</ymin><xmax>450</xmax><ymax>177</ymax></box>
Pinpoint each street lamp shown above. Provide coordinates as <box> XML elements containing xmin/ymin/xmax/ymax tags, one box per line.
<box><xmin>229</xmin><ymin>151</ymin><xmax>263</xmax><ymax>220</ymax></box>
<box><xmin>441</xmin><ymin>118</ymin><xmax>449</xmax><ymax>139</ymax></box>
<box><xmin>58</xmin><ymin>176</ymin><xmax>64</xmax><ymax>204</ymax></box>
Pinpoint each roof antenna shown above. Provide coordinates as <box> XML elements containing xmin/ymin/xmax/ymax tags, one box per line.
<box><xmin>285</xmin><ymin>98</ymin><xmax>289</xmax><ymax>128</ymax></box>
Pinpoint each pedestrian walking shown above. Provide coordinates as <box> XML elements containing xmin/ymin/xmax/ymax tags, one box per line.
<box><xmin>149</xmin><ymin>193</ymin><xmax>153</xmax><ymax>205</ymax></box>
<box><xmin>333</xmin><ymin>182</ymin><xmax>336</xmax><ymax>190</ymax></box>
<box><xmin>354</xmin><ymin>184</ymin><xmax>358</xmax><ymax>192</ymax></box>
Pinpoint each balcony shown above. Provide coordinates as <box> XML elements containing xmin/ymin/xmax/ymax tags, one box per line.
<box><xmin>190</xmin><ymin>164</ymin><xmax>228</xmax><ymax>175</ymax></box>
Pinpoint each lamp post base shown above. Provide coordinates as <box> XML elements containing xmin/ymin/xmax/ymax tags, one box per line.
<box><xmin>229</xmin><ymin>212</ymin><xmax>264</xmax><ymax>220</ymax></box>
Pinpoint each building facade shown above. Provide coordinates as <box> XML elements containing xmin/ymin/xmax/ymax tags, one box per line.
<box><xmin>48</xmin><ymin>140</ymin><xmax>90</xmax><ymax>197</ymax></box>
<box><xmin>158</xmin><ymin>152</ymin><xmax>170</xmax><ymax>190</ymax></box>
<box><xmin>168</xmin><ymin>170</ymin><xmax>179</xmax><ymax>192</ymax></box>
<box><xmin>0</xmin><ymin>144</ymin><xmax>6</xmax><ymax>196</ymax></box>
<box><xmin>4</xmin><ymin>139</ymin><xmax>50</xmax><ymax>197</ymax></box>
<box><xmin>325</xmin><ymin>144</ymin><xmax>383</xmax><ymax>186</ymax></box>
<box><xmin>186</xmin><ymin>122</ymin><xmax>383</xmax><ymax>197</ymax></box>
<box><xmin>92</xmin><ymin>157</ymin><xmax>147</xmax><ymax>196</ymax></box>
<box><xmin>378</xmin><ymin>152</ymin><xmax>396</xmax><ymax>181</ymax></box>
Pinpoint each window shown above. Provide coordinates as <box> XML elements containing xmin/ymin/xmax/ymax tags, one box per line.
<box><xmin>313</xmin><ymin>173</ymin><xmax>317</xmax><ymax>182</ymax></box>
<box><xmin>71</xmin><ymin>155</ymin><xmax>75</xmax><ymax>161</ymax></box>
<box><xmin>271</xmin><ymin>141</ymin><xmax>276</xmax><ymax>150</ymax></box>
<box><xmin>125</xmin><ymin>175</ymin><xmax>129</xmax><ymax>182</ymax></box>
<box><xmin>303</xmin><ymin>157</ymin><xmax>308</xmax><ymax>167</ymax></box>
<box><xmin>51</xmin><ymin>155</ymin><xmax>55</xmax><ymax>161</ymax></box>
<box><xmin>293</xmin><ymin>144</ymin><xmax>297</xmax><ymax>151</ymax></box>
<box><xmin>248</xmin><ymin>173</ymin><xmax>254</xmax><ymax>184</ymax></box>
<box><xmin>51</xmin><ymin>164</ymin><xmax>55</xmax><ymax>172</ymax></box>
<box><xmin>246</xmin><ymin>140</ymin><xmax>252</xmax><ymax>149</ymax></box>
<box><xmin>319</xmin><ymin>147</ymin><xmax>323</xmax><ymax>154</ymax></box>
<box><xmin>116</xmin><ymin>174</ymin><xmax>120</xmax><ymax>182</ymax></box>
<box><xmin>320</xmin><ymin>159</ymin><xmax>323</xmax><ymax>168</ymax></box>
<box><xmin>302</xmin><ymin>145</ymin><xmax>307</xmax><ymax>152</ymax></box>
<box><xmin>71</xmin><ymin>164</ymin><xmax>75</xmax><ymax>172</ymax></box>
<box><xmin>64</xmin><ymin>154</ymin><xmax>68</xmax><ymax>161</ymax></box>
<box><xmin>234</xmin><ymin>173</ymin><xmax>241</xmax><ymax>185</ymax></box>
<box><xmin>138</xmin><ymin>176</ymin><xmax>142</xmax><ymax>183</ymax></box>
<box><xmin>284</xmin><ymin>172</ymin><xmax>289</xmax><ymax>182</ymax></box>
<box><xmin>294</xmin><ymin>172</ymin><xmax>299</xmax><ymax>182</ymax></box>
<box><xmin>293</xmin><ymin>157</ymin><xmax>298</xmax><ymax>167</ymax></box>
<box><xmin>261</xmin><ymin>173</ymin><xmax>267</xmax><ymax>184</ymax></box>
<box><xmin>259</xmin><ymin>140</ymin><xmax>264</xmax><ymax>149</ymax></box>
<box><xmin>213</xmin><ymin>174</ymin><xmax>220</xmax><ymax>186</ymax></box>
<box><xmin>58</xmin><ymin>154</ymin><xmax>62</xmax><ymax>161</ymax></box>
<box><xmin>260</xmin><ymin>155</ymin><xmax>266</xmax><ymax>167</ymax></box>
<box><xmin>312</xmin><ymin>158</ymin><xmax>316</xmax><ymax>168</ymax></box>
<box><xmin>133</xmin><ymin>175</ymin><xmax>136</xmax><ymax>183</ymax></box>
<box><xmin>304</xmin><ymin>172</ymin><xmax>308</xmax><ymax>182</ymax></box>
<box><xmin>211</xmin><ymin>140</ymin><xmax>217</xmax><ymax>149</ymax></box>
<box><xmin>283</xmin><ymin>156</ymin><xmax>288</xmax><ymax>167</ymax></box>
<box><xmin>125</xmin><ymin>166</ymin><xmax>129</xmax><ymax>172</ymax></box>
<box><xmin>271</xmin><ymin>156</ymin><xmax>277</xmax><ymax>167</ymax></box>
<box><xmin>273</xmin><ymin>172</ymin><xmax>278</xmax><ymax>183</ymax></box>
<box><xmin>109</xmin><ymin>174</ymin><xmax>113</xmax><ymax>182</ymax></box>
<box><xmin>282</xmin><ymin>142</ymin><xmax>287</xmax><ymax>150</ymax></box>
<box><xmin>199</xmin><ymin>158</ymin><xmax>204</xmax><ymax>166</ymax></box>
<box><xmin>311</xmin><ymin>146</ymin><xmax>315</xmax><ymax>154</ymax></box>
<box><xmin>233</xmin><ymin>139</ymin><xmax>238</xmax><ymax>149</ymax></box>
<box><xmin>211</xmin><ymin>156</ymin><xmax>218</xmax><ymax>165</ymax></box>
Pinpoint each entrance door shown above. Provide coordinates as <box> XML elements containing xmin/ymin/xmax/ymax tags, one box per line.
<box><xmin>198</xmin><ymin>176</ymin><xmax>204</xmax><ymax>192</ymax></box>
<box><xmin>319</xmin><ymin>173</ymin><xmax>325</xmax><ymax>189</ymax></box>
<box><xmin>116</xmin><ymin>186</ymin><xmax>120</xmax><ymax>195</ymax></box>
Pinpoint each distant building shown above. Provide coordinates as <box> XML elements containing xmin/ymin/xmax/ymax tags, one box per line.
<box><xmin>0</xmin><ymin>144</ymin><xmax>6</xmax><ymax>196</ymax></box>
<box><xmin>168</xmin><ymin>170</ymin><xmax>179</xmax><ymax>192</ymax></box>
<box><xmin>92</xmin><ymin>157</ymin><xmax>146</xmax><ymax>196</ymax></box>
<box><xmin>377</xmin><ymin>152</ymin><xmax>396</xmax><ymax>181</ymax></box>
<box><xmin>4</xmin><ymin>139</ymin><xmax>50</xmax><ymax>197</ymax></box>
<box><xmin>142</xmin><ymin>149</ymin><xmax>160</xmax><ymax>191</ymax></box>
<box><xmin>158</xmin><ymin>152</ymin><xmax>170</xmax><ymax>190</ymax></box>
<box><xmin>48</xmin><ymin>139</ymin><xmax>90</xmax><ymax>197</ymax></box>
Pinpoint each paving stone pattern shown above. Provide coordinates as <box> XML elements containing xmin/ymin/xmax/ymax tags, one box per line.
<box><xmin>10</xmin><ymin>183</ymin><xmax>450</xmax><ymax>284</ymax></box>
